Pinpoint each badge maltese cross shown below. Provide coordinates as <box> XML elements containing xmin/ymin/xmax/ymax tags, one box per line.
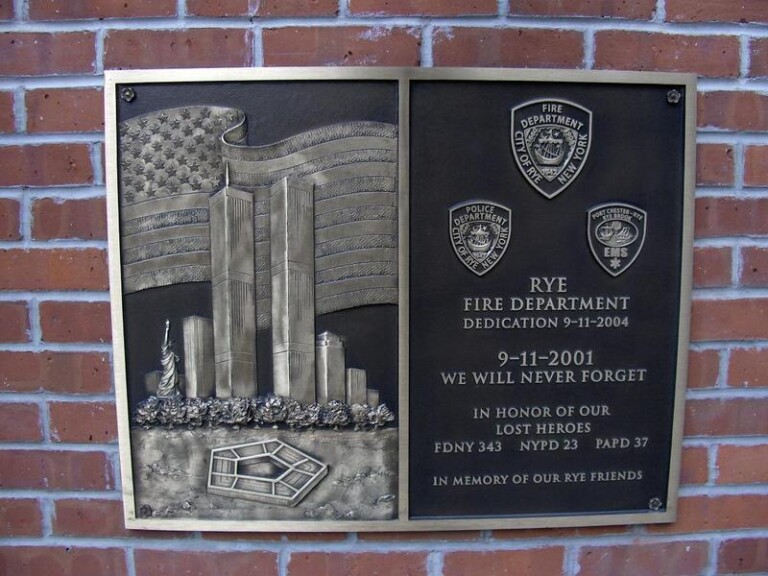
<box><xmin>511</xmin><ymin>99</ymin><xmax>592</xmax><ymax>199</ymax></box>
<box><xmin>587</xmin><ymin>202</ymin><xmax>647</xmax><ymax>277</ymax></box>
<box><xmin>449</xmin><ymin>200</ymin><xmax>511</xmax><ymax>277</ymax></box>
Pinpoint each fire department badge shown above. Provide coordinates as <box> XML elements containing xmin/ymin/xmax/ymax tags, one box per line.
<box><xmin>511</xmin><ymin>99</ymin><xmax>592</xmax><ymax>199</ymax></box>
<box><xmin>449</xmin><ymin>200</ymin><xmax>511</xmax><ymax>277</ymax></box>
<box><xmin>587</xmin><ymin>203</ymin><xmax>647</xmax><ymax>277</ymax></box>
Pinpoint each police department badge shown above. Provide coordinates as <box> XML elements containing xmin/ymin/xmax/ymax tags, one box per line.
<box><xmin>511</xmin><ymin>99</ymin><xmax>592</xmax><ymax>199</ymax></box>
<box><xmin>587</xmin><ymin>203</ymin><xmax>647</xmax><ymax>277</ymax></box>
<box><xmin>449</xmin><ymin>200</ymin><xmax>511</xmax><ymax>277</ymax></box>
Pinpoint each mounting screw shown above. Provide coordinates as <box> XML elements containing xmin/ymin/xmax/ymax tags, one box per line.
<box><xmin>649</xmin><ymin>497</ymin><xmax>663</xmax><ymax>511</ymax></box>
<box><xmin>120</xmin><ymin>87</ymin><xmax>136</xmax><ymax>103</ymax></box>
<box><xmin>666</xmin><ymin>89</ymin><xmax>681</xmax><ymax>105</ymax></box>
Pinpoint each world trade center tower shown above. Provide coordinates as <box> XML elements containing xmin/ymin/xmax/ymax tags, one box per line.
<box><xmin>270</xmin><ymin>177</ymin><xmax>316</xmax><ymax>405</ymax></box>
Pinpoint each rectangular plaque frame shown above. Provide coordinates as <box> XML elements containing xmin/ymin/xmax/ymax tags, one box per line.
<box><xmin>106</xmin><ymin>67</ymin><xmax>695</xmax><ymax>531</ymax></box>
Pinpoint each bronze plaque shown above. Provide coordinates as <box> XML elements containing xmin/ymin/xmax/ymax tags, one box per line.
<box><xmin>105</xmin><ymin>68</ymin><xmax>695</xmax><ymax>531</ymax></box>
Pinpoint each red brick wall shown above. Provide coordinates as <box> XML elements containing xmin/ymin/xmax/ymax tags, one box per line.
<box><xmin>1</xmin><ymin>2</ymin><xmax>766</xmax><ymax>575</ymax></box>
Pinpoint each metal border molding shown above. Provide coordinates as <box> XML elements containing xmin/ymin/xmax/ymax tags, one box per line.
<box><xmin>105</xmin><ymin>67</ymin><xmax>696</xmax><ymax>532</ymax></box>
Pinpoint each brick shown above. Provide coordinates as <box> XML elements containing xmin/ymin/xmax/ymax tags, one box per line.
<box><xmin>667</xmin><ymin>0</ymin><xmax>768</xmax><ymax>24</ymax></box>
<box><xmin>728</xmin><ymin>348</ymin><xmax>768</xmax><ymax>387</ymax></box>
<box><xmin>693</xmin><ymin>246</ymin><xmax>731</xmax><ymax>287</ymax></box>
<box><xmin>0</xmin><ymin>197</ymin><xmax>20</xmax><ymax>239</ymax></box>
<box><xmin>687</xmin><ymin>349</ymin><xmax>720</xmax><ymax>389</ymax></box>
<box><xmin>649</xmin><ymin>494</ymin><xmax>768</xmax><ymax>534</ymax></box>
<box><xmin>0</xmin><ymin>403</ymin><xmax>42</xmax><ymax>442</ymax></box>
<box><xmin>719</xmin><ymin>538</ymin><xmax>768</xmax><ymax>575</ymax></box>
<box><xmin>264</xmin><ymin>26</ymin><xmax>421</xmax><ymax>66</ymax></box>
<box><xmin>289</xmin><ymin>552</ymin><xmax>427</xmax><ymax>576</ymax></box>
<box><xmin>0</xmin><ymin>547</ymin><xmax>127</xmax><ymax>576</ymax></box>
<box><xmin>0</xmin><ymin>351</ymin><xmax>111</xmax><ymax>394</ymax></box>
<box><xmin>0</xmin><ymin>144</ymin><xmax>94</xmax><ymax>186</ymax></box>
<box><xmin>0</xmin><ymin>499</ymin><xmax>43</xmax><ymax>537</ymax></box>
<box><xmin>717</xmin><ymin>445</ymin><xmax>768</xmax><ymax>484</ymax></box>
<box><xmin>49</xmin><ymin>401</ymin><xmax>117</xmax><ymax>443</ymax></box>
<box><xmin>433</xmin><ymin>27</ymin><xmax>583</xmax><ymax>68</ymax></box>
<box><xmin>685</xmin><ymin>398</ymin><xmax>768</xmax><ymax>437</ymax></box>
<box><xmin>578</xmin><ymin>541</ymin><xmax>708</xmax><ymax>576</ymax></box>
<box><xmin>741</xmin><ymin>247</ymin><xmax>768</xmax><ymax>287</ymax></box>
<box><xmin>284</xmin><ymin>532</ymin><xmax>352</xmax><ymax>541</ymax></box>
<box><xmin>444</xmin><ymin>549</ymin><xmax>563</xmax><ymax>576</ymax></box>
<box><xmin>29</xmin><ymin>0</ymin><xmax>176</xmax><ymax>20</ymax></box>
<box><xmin>696</xmin><ymin>143</ymin><xmax>734</xmax><ymax>186</ymax></box>
<box><xmin>511</xmin><ymin>0</ymin><xmax>655</xmax><ymax>19</ymax></box>
<box><xmin>0</xmin><ymin>198</ymin><xmax>20</xmax><ymax>241</ymax></box>
<box><xmin>752</xmin><ymin>38</ymin><xmax>768</xmax><ymax>78</ymax></box>
<box><xmin>0</xmin><ymin>449</ymin><xmax>114</xmax><ymax>490</ymax></box>
<box><xmin>359</xmin><ymin>530</ymin><xmax>482</xmax><ymax>542</ymax></box>
<box><xmin>594</xmin><ymin>31</ymin><xmax>740</xmax><ymax>78</ymax></box>
<box><xmin>492</xmin><ymin>524</ymin><xmax>629</xmax><ymax>540</ymax></box>
<box><xmin>53</xmin><ymin>498</ymin><xmax>187</xmax><ymax>540</ymax></box>
<box><xmin>187</xmin><ymin>0</ymin><xmax>249</xmax><ymax>16</ymax></box>
<box><xmin>0</xmin><ymin>32</ymin><xmax>95</xmax><ymax>76</ymax></box>
<box><xmin>0</xmin><ymin>301</ymin><xmax>29</xmax><ymax>342</ymax></box>
<box><xmin>202</xmin><ymin>531</ymin><xmax>283</xmax><ymax>542</ymax></box>
<box><xmin>350</xmin><ymin>0</ymin><xmax>496</xmax><ymax>16</ymax></box>
<box><xmin>680</xmin><ymin>445</ymin><xmax>709</xmax><ymax>485</ymax></box>
<box><xmin>31</xmin><ymin>197</ymin><xmax>106</xmax><ymax>240</ymax></box>
<box><xmin>692</xmin><ymin>298</ymin><xmax>768</xmax><ymax>341</ymax></box>
<box><xmin>104</xmin><ymin>28</ymin><xmax>253</xmax><ymax>70</ymax></box>
<box><xmin>39</xmin><ymin>301</ymin><xmax>111</xmax><ymax>343</ymax></box>
<box><xmin>745</xmin><ymin>145</ymin><xmax>768</xmax><ymax>187</ymax></box>
<box><xmin>135</xmin><ymin>550</ymin><xmax>277</xmax><ymax>576</ymax></box>
<box><xmin>188</xmin><ymin>0</ymin><xmax>338</xmax><ymax>17</ymax></box>
<box><xmin>0</xmin><ymin>2</ymin><xmax>13</xmax><ymax>20</ymax></box>
<box><xmin>0</xmin><ymin>91</ymin><xmax>13</xmax><ymax>132</ymax></box>
<box><xmin>695</xmin><ymin>198</ymin><xmax>768</xmax><ymax>238</ymax></box>
<box><xmin>0</xmin><ymin>249</ymin><xmax>107</xmax><ymax>291</ymax></box>
<box><xmin>26</xmin><ymin>88</ymin><xmax>104</xmax><ymax>133</ymax></box>
<box><xmin>53</xmin><ymin>498</ymin><xmax>183</xmax><ymax>539</ymax></box>
<box><xmin>698</xmin><ymin>91</ymin><xmax>768</xmax><ymax>131</ymax></box>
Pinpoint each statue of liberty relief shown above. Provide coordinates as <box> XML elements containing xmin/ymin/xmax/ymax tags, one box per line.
<box><xmin>157</xmin><ymin>319</ymin><xmax>180</xmax><ymax>398</ymax></box>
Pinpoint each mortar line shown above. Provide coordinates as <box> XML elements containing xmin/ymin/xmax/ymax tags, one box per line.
<box><xmin>717</xmin><ymin>347</ymin><xmax>730</xmax><ymax>389</ymax></box>
<box><xmin>565</xmin><ymin>542</ymin><xmax>580</xmax><ymax>576</ymax></box>
<box><xmin>278</xmin><ymin>548</ymin><xmax>289</xmax><ymax>576</ymax></box>
<box><xmin>707</xmin><ymin>535</ymin><xmax>720</xmax><ymax>576</ymax></box>
<box><xmin>91</xmin><ymin>140</ymin><xmax>104</xmax><ymax>186</ymax></box>
<box><xmin>126</xmin><ymin>547</ymin><xmax>137</xmax><ymax>576</ymax></box>
<box><xmin>740</xmin><ymin>34</ymin><xmax>751</xmax><ymax>80</ymax></box>
<box><xmin>252</xmin><ymin>25</ymin><xmax>264</xmax><ymax>67</ymax></box>
<box><xmin>427</xmin><ymin>550</ymin><xmax>443</xmax><ymax>576</ymax></box>
<box><xmin>3</xmin><ymin>16</ymin><xmax>768</xmax><ymax>34</ymax></box>
<box><xmin>19</xmin><ymin>187</ymin><xmax>32</xmax><ymax>242</ymax></box>
<box><xmin>421</xmin><ymin>23</ymin><xmax>434</xmax><ymax>67</ymax></box>
<box><xmin>338</xmin><ymin>0</ymin><xmax>349</xmax><ymax>18</ymax></box>
<box><xmin>95</xmin><ymin>28</ymin><xmax>105</xmax><ymax>75</ymax></box>
<box><xmin>40</xmin><ymin>496</ymin><xmax>53</xmax><ymax>537</ymax></box>
<box><xmin>584</xmin><ymin>28</ymin><xmax>595</xmax><ymax>70</ymax></box>
<box><xmin>12</xmin><ymin>85</ymin><xmax>26</xmax><ymax>133</ymax></box>
<box><xmin>28</xmin><ymin>296</ymin><xmax>41</xmax><ymax>344</ymax></box>
<box><xmin>709</xmin><ymin>444</ymin><xmax>719</xmax><ymax>485</ymax></box>
<box><xmin>731</xmin><ymin>240</ymin><xmax>742</xmax><ymax>288</ymax></box>
<box><xmin>497</xmin><ymin>0</ymin><xmax>509</xmax><ymax>18</ymax></box>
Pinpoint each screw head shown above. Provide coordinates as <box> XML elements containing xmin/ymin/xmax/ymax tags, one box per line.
<box><xmin>666</xmin><ymin>89</ymin><xmax>681</xmax><ymax>105</ymax></box>
<box><xmin>120</xmin><ymin>87</ymin><xmax>136</xmax><ymax>103</ymax></box>
<box><xmin>649</xmin><ymin>497</ymin><xmax>663</xmax><ymax>511</ymax></box>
